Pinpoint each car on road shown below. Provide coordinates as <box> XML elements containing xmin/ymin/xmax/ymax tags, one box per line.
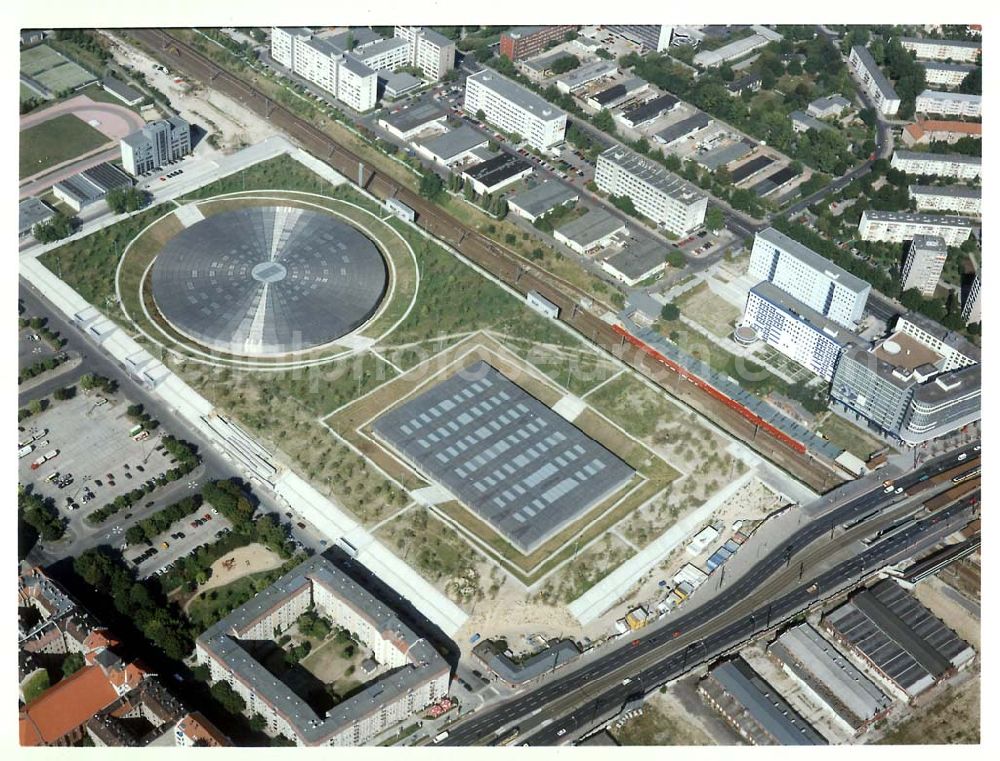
<box><xmin>631</xmin><ymin>639</ymin><xmax>641</xmax><ymax>646</ymax></box>
<box><xmin>556</xmin><ymin>728</ymin><xmax>567</xmax><ymax>737</ymax></box>
<box><xmin>297</xmin><ymin>522</ymin><xmax>306</xmax><ymax>529</ymax></box>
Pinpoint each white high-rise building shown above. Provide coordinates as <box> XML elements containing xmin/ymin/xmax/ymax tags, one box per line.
<box><xmin>120</xmin><ymin>116</ymin><xmax>191</xmax><ymax>176</ymax></box>
<box><xmin>963</xmin><ymin>273</ymin><xmax>981</xmax><ymax>325</ymax></box>
<box><xmin>741</xmin><ymin>282</ymin><xmax>864</xmax><ymax>381</ymax></box>
<box><xmin>604</xmin><ymin>25</ymin><xmax>673</xmax><ymax>52</ymax></box>
<box><xmin>848</xmin><ymin>46</ymin><xmax>900</xmax><ymax>115</ymax></box>
<box><xmin>270</xmin><ymin>27</ymin><xmax>379</xmax><ymax>111</ymax></box>
<box><xmin>464</xmin><ymin>69</ymin><xmax>566</xmax><ymax>150</ymax></box>
<box><xmin>900</xmin><ymin>235</ymin><xmax>948</xmax><ymax>297</ymax></box>
<box><xmin>908</xmin><ymin>185</ymin><xmax>981</xmax><ymax>215</ymax></box>
<box><xmin>890</xmin><ymin>150</ymin><xmax>981</xmax><ymax>180</ymax></box>
<box><xmin>920</xmin><ymin>61</ymin><xmax>977</xmax><ymax>87</ymax></box>
<box><xmin>858</xmin><ymin>210</ymin><xmax>975</xmax><ymax>247</ymax></box>
<box><xmin>915</xmin><ymin>90</ymin><xmax>981</xmax><ymax>118</ymax></box>
<box><xmin>595</xmin><ymin>145</ymin><xmax>707</xmax><ymax>236</ymax></box>
<box><xmin>394</xmin><ymin>26</ymin><xmax>456</xmax><ymax>80</ymax></box>
<box><xmin>748</xmin><ymin>227</ymin><xmax>871</xmax><ymax>328</ymax></box>
<box><xmin>899</xmin><ymin>36</ymin><xmax>981</xmax><ymax>63</ymax></box>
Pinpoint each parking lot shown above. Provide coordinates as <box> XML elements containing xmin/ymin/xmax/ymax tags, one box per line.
<box><xmin>18</xmin><ymin>327</ymin><xmax>57</xmax><ymax>367</ymax></box>
<box><xmin>127</xmin><ymin>509</ymin><xmax>233</xmax><ymax>580</ymax></box>
<box><xmin>17</xmin><ymin>393</ymin><xmax>176</xmax><ymax>517</ymax></box>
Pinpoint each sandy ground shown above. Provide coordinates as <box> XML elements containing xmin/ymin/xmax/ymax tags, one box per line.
<box><xmin>610</xmin><ymin>686</ymin><xmax>716</xmax><ymax>745</ymax></box>
<box><xmin>911</xmin><ymin>576</ymin><xmax>980</xmax><ymax>650</ymax></box>
<box><xmin>183</xmin><ymin>542</ymin><xmax>283</xmax><ymax>610</ymax></box>
<box><xmin>103</xmin><ymin>31</ymin><xmax>278</xmax><ymax>151</ymax></box>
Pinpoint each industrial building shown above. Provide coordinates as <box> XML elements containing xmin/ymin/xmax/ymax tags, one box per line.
<box><xmin>372</xmin><ymin>361</ymin><xmax>635</xmax><ymax>554</ymax></box>
<box><xmin>120</xmin><ymin>116</ymin><xmax>192</xmax><ymax>176</ymax></box>
<box><xmin>553</xmin><ymin>207</ymin><xmax>627</xmax><ymax>254</ymax></box>
<box><xmin>919</xmin><ymin>61</ymin><xmax>977</xmax><ymax>87</ymax></box>
<box><xmin>415</xmin><ymin>125</ymin><xmax>489</xmax><ymax>166</ymax></box>
<box><xmin>586</xmin><ymin>78</ymin><xmax>648</xmax><ymax>110</ymax></box>
<box><xmin>618</xmin><ymin>93</ymin><xmax>679</xmax><ymax>128</ymax></box>
<box><xmin>699</xmin><ymin>657</ymin><xmax>827</xmax><ymax>745</ymax></box>
<box><xmin>600</xmin><ymin>238</ymin><xmax>667</xmax><ymax>287</ymax></box>
<box><xmin>726</xmin><ymin>73</ymin><xmax>762</xmax><ymax>97</ymax></box>
<box><xmin>554</xmin><ymin>60</ymin><xmax>617</xmax><ymax>93</ymax></box>
<box><xmin>962</xmin><ymin>272</ymin><xmax>981</xmax><ymax>324</ymax></box>
<box><xmin>595</xmin><ymin>145</ymin><xmax>708</xmax><ymax>235</ymax></box>
<box><xmin>807</xmin><ymin>94</ymin><xmax>851</xmax><ymax>119</ymax></box>
<box><xmin>462</xmin><ymin>153</ymin><xmax>533</xmax><ymax>195</ymax></box>
<box><xmin>604</xmin><ymin>25</ymin><xmax>673</xmax><ymax>52</ymax></box>
<box><xmin>101</xmin><ymin>75</ymin><xmax>144</xmax><ymax>106</ymax></box>
<box><xmin>908</xmin><ymin>184</ymin><xmax>981</xmax><ymax>215</ymax></box>
<box><xmin>653</xmin><ymin>113</ymin><xmax>712</xmax><ymax>147</ymax></box>
<box><xmin>901</xmin><ymin>119</ymin><xmax>981</xmax><ymax>147</ymax></box>
<box><xmin>729</xmin><ymin>155</ymin><xmax>774</xmax><ymax>184</ymax></box>
<box><xmin>270</xmin><ymin>27</ymin><xmax>378</xmax><ymax>111</ymax></box>
<box><xmin>378</xmin><ymin>71</ymin><xmax>422</xmax><ymax>100</ymax></box>
<box><xmin>377</xmin><ymin>100</ymin><xmax>448</xmax><ymax>141</ymax></box>
<box><xmin>901</xmin><ymin>235</ymin><xmax>948</xmax><ymax>297</ymax></box>
<box><xmin>52</xmin><ymin>162</ymin><xmax>132</xmax><ymax>213</ymax></box>
<box><xmin>18</xmin><ymin>197</ymin><xmax>56</xmax><ymax>239</ymax></box>
<box><xmin>693</xmin><ymin>26</ymin><xmax>783</xmax><ymax>68</ymax></box>
<box><xmin>508</xmin><ymin>181</ymin><xmax>578</xmax><ymax>222</ymax></box>
<box><xmin>768</xmin><ymin>624</ymin><xmax>892</xmax><ymax>735</ymax></box>
<box><xmin>196</xmin><ymin>556</ymin><xmax>450</xmax><ymax>746</ymax></box>
<box><xmin>915</xmin><ymin>89</ymin><xmax>982</xmax><ymax>118</ymax></box>
<box><xmin>499</xmin><ymin>26</ymin><xmax>577</xmax><ymax>61</ymax></box>
<box><xmin>830</xmin><ymin>314</ymin><xmax>980</xmax><ymax>444</ymax></box>
<box><xmin>464</xmin><ymin>70</ymin><xmax>567</xmax><ymax>150</ymax></box>
<box><xmin>822</xmin><ymin>580</ymin><xmax>976</xmax><ymax>702</ymax></box>
<box><xmin>858</xmin><ymin>209</ymin><xmax>975</xmax><ymax>246</ymax></box>
<box><xmin>748</xmin><ymin>227</ymin><xmax>871</xmax><ymax>328</ymax></box>
<box><xmin>740</xmin><ymin>282</ymin><xmax>865</xmax><ymax>381</ymax></box>
<box><xmin>899</xmin><ymin>36</ymin><xmax>981</xmax><ymax>63</ymax></box>
<box><xmin>848</xmin><ymin>46</ymin><xmax>900</xmax><ymax>116</ymax></box>
<box><xmin>890</xmin><ymin>149</ymin><xmax>981</xmax><ymax>180</ymax></box>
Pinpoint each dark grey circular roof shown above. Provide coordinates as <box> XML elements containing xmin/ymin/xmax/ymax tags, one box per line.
<box><xmin>151</xmin><ymin>206</ymin><xmax>387</xmax><ymax>356</ymax></box>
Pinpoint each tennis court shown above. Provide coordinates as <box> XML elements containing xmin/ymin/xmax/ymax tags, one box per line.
<box><xmin>20</xmin><ymin>44</ymin><xmax>97</xmax><ymax>95</ymax></box>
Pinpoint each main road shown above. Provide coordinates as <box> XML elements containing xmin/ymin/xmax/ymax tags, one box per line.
<box><xmin>439</xmin><ymin>444</ymin><xmax>978</xmax><ymax>745</ymax></box>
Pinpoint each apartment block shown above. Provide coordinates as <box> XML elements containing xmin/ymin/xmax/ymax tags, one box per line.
<box><xmin>604</xmin><ymin>25</ymin><xmax>673</xmax><ymax>52</ymax></box>
<box><xmin>962</xmin><ymin>272</ymin><xmax>981</xmax><ymax>324</ymax></box>
<box><xmin>899</xmin><ymin>36</ymin><xmax>981</xmax><ymax>63</ymax></box>
<box><xmin>915</xmin><ymin>89</ymin><xmax>981</xmax><ymax>118</ymax></box>
<box><xmin>908</xmin><ymin>184</ymin><xmax>981</xmax><ymax>215</ymax></box>
<box><xmin>393</xmin><ymin>26</ymin><xmax>456</xmax><ymax>80</ymax></box>
<box><xmin>748</xmin><ymin>227</ymin><xmax>871</xmax><ymax>328</ymax></box>
<box><xmin>920</xmin><ymin>61</ymin><xmax>977</xmax><ymax>87</ymax></box>
<box><xmin>595</xmin><ymin>145</ymin><xmax>707</xmax><ymax>235</ymax></box>
<box><xmin>741</xmin><ymin>282</ymin><xmax>865</xmax><ymax>381</ymax></box>
<box><xmin>858</xmin><ymin>209</ymin><xmax>975</xmax><ymax>246</ymax></box>
<box><xmin>902</xmin><ymin>119</ymin><xmax>981</xmax><ymax>146</ymax></box>
<box><xmin>464</xmin><ymin>69</ymin><xmax>566</xmax><ymax>150</ymax></box>
<box><xmin>901</xmin><ymin>235</ymin><xmax>948</xmax><ymax>296</ymax></box>
<box><xmin>890</xmin><ymin>149</ymin><xmax>981</xmax><ymax>180</ymax></box>
<box><xmin>120</xmin><ymin>116</ymin><xmax>191</xmax><ymax>176</ymax></box>
<box><xmin>848</xmin><ymin>46</ymin><xmax>900</xmax><ymax>115</ymax></box>
<box><xmin>270</xmin><ymin>27</ymin><xmax>378</xmax><ymax>111</ymax></box>
<box><xmin>499</xmin><ymin>26</ymin><xmax>577</xmax><ymax>61</ymax></box>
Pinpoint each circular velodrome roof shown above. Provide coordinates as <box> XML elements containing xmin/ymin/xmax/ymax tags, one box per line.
<box><xmin>151</xmin><ymin>206</ymin><xmax>387</xmax><ymax>356</ymax></box>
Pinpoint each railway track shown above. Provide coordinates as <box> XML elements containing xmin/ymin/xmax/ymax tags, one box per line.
<box><xmin>123</xmin><ymin>28</ymin><xmax>845</xmax><ymax>492</ymax></box>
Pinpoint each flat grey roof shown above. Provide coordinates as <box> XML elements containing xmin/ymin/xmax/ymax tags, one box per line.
<box><xmin>19</xmin><ymin>197</ymin><xmax>55</xmax><ymax>234</ymax></box>
<box><xmin>825</xmin><ymin>580</ymin><xmax>974</xmax><ymax>696</ymax></box>
<box><xmin>600</xmin><ymin>145</ymin><xmax>707</xmax><ymax>206</ymax></box>
<box><xmin>522</xmin><ymin>51</ymin><xmax>570</xmax><ymax>74</ymax></box>
<box><xmin>555</xmin><ymin>60</ymin><xmax>617</xmax><ymax>90</ymax></box>
<box><xmin>919</xmin><ymin>61</ymin><xmax>978</xmax><ymax>72</ymax></box>
<box><xmin>325</xmin><ymin>27</ymin><xmax>383</xmax><ymax>52</ymax></box>
<box><xmin>790</xmin><ymin>110</ymin><xmax>833</xmax><ymax>133</ymax></box>
<box><xmin>341</xmin><ymin>54</ymin><xmax>375</xmax><ymax>78</ymax></box>
<box><xmin>750</xmin><ymin>282</ymin><xmax>864</xmax><ymax>349</ymax></box>
<box><xmin>862</xmin><ymin>209</ymin><xmax>976</xmax><ymax>229</ymax></box>
<box><xmin>757</xmin><ymin>227</ymin><xmax>870</xmax><ymax>295</ymax></box>
<box><xmin>910</xmin><ymin>234</ymin><xmax>947</xmax><ymax>252</ymax></box>
<box><xmin>900</xmin><ymin>36</ymin><xmax>981</xmax><ymax>49</ymax></box>
<box><xmin>591</xmin><ymin>83</ymin><xmax>626</xmax><ymax>106</ymax></box>
<box><xmin>909</xmin><ymin>184</ymin><xmax>981</xmax><ymax>199</ymax></box>
<box><xmin>917</xmin><ymin>89</ymin><xmax>981</xmax><ymax>103</ymax></box>
<box><xmin>621</xmin><ymin>93</ymin><xmax>679</xmax><ymax>125</ymax></box>
<box><xmin>358</xmin><ymin>36</ymin><xmax>410</xmax><ymax>60</ymax></box>
<box><xmin>809</xmin><ymin>94</ymin><xmax>851</xmax><ymax>112</ymax></box>
<box><xmin>372</xmin><ymin>361</ymin><xmax>635</xmax><ymax>553</ymax></box>
<box><xmin>509</xmin><ymin>181</ymin><xmax>578</xmax><ymax>218</ymax></box>
<box><xmin>770</xmin><ymin>624</ymin><xmax>891</xmax><ymax>729</ymax></box>
<box><xmin>697</xmin><ymin>140</ymin><xmax>752</xmax><ymax>170</ymax></box>
<box><xmin>102</xmin><ymin>75</ymin><xmax>143</xmax><ymax>102</ymax></box>
<box><xmin>709</xmin><ymin>658</ymin><xmax>827</xmax><ymax>745</ymax></box>
<box><xmin>654</xmin><ymin>113</ymin><xmax>712</xmax><ymax>145</ymax></box>
<box><xmin>197</xmin><ymin>556</ymin><xmax>449</xmax><ymax>745</ymax></box>
<box><xmin>910</xmin><ymin>362</ymin><xmax>980</xmax><ymax>405</ymax></box>
<box><xmin>893</xmin><ymin>149</ymin><xmax>981</xmax><ymax>166</ymax></box>
<box><xmin>555</xmin><ymin>206</ymin><xmax>626</xmax><ymax>246</ymax></box>
<box><xmin>851</xmin><ymin>46</ymin><xmax>899</xmax><ymax>101</ymax></box>
<box><xmin>468</xmin><ymin>70</ymin><xmax>566</xmax><ymax>122</ymax></box>
<box><xmin>379</xmin><ymin>70</ymin><xmax>422</xmax><ymax>94</ymax></box>
<box><xmin>418</xmin><ymin>27</ymin><xmax>453</xmax><ymax>48</ymax></box>
<box><xmin>419</xmin><ymin>125</ymin><xmax>487</xmax><ymax>160</ymax></box>
<box><xmin>474</xmin><ymin>639</ymin><xmax>580</xmax><ymax>685</ymax></box>
<box><xmin>603</xmin><ymin>238</ymin><xmax>666</xmax><ymax>281</ymax></box>
<box><xmin>463</xmin><ymin>153</ymin><xmax>533</xmax><ymax>188</ymax></box>
<box><xmin>380</xmin><ymin>100</ymin><xmax>447</xmax><ymax>133</ymax></box>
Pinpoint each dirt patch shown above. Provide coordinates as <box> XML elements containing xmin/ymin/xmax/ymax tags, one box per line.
<box><xmin>911</xmin><ymin>576</ymin><xmax>980</xmax><ymax>650</ymax></box>
<box><xmin>183</xmin><ymin>543</ymin><xmax>283</xmax><ymax>610</ymax></box>
<box><xmin>610</xmin><ymin>688</ymin><xmax>715</xmax><ymax>745</ymax></box>
<box><xmin>878</xmin><ymin>672</ymin><xmax>980</xmax><ymax>744</ymax></box>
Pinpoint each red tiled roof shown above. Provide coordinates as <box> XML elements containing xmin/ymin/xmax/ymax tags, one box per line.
<box><xmin>905</xmin><ymin>120</ymin><xmax>983</xmax><ymax>141</ymax></box>
<box><xmin>19</xmin><ymin>666</ymin><xmax>120</xmax><ymax>746</ymax></box>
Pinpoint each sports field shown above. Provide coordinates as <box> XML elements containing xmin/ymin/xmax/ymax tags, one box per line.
<box><xmin>19</xmin><ymin>113</ymin><xmax>109</xmax><ymax>178</ymax></box>
<box><xmin>20</xmin><ymin>44</ymin><xmax>97</xmax><ymax>95</ymax></box>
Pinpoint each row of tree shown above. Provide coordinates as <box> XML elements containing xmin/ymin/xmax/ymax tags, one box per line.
<box><xmin>125</xmin><ymin>494</ymin><xmax>203</xmax><ymax>546</ymax></box>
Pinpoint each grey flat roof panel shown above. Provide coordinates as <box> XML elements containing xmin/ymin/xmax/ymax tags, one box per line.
<box><xmin>468</xmin><ymin>70</ymin><xmax>565</xmax><ymax>121</ymax></box>
<box><xmin>555</xmin><ymin>207</ymin><xmax>626</xmax><ymax>246</ymax></box>
<box><xmin>756</xmin><ymin>227</ymin><xmax>870</xmax><ymax>294</ymax></box>
<box><xmin>372</xmin><ymin>361</ymin><xmax>634</xmax><ymax>553</ymax></box>
<box><xmin>851</xmin><ymin>46</ymin><xmax>899</xmax><ymax>100</ymax></box>
<box><xmin>697</xmin><ymin>140</ymin><xmax>752</xmax><ymax>170</ymax></box>
<box><xmin>909</xmin><ymin>184</ymin><xmax>980</xmax><ymax>199</ymax></box>
<box><xmin>900</xmin><ymin>36</ymin><xmax>981</xmax><ymax>49</ymax></box>
<box><xmin>19</xmin><ymin>197</ymin><xmax>55</xmax><ymax>233</ymax></box>
<box><xmin>893</xmin><ymin>150</ymin><xmax>981</xmax><ymax>166</ymax></box>
<box><xmin>419</xmin><ymin>124</ymin><xmax>487</xmax><ymax>160</ymax></box>
<box><xmin>464</xmin><ymin>153</ymin><xmax>532</xmax><ymax>187</ymax></box>
<box><xmin>604</xmin><ymin>238</ymin><xmax>666</xmax><ymax>280</ymax></box>
<box><xmin>381</xmin><ymin>100</ymin><xmax>447</xmax><ymax>133</ymax></box>
<box><xmin>654</xmin><ymin>113</ymin><xmax>712</xmax><ymax>145</ymax></box>
<box><xmin>509</xmin><ymin>181</ymin><xmax>578</xmax><ymax>218</ymax></box>
<box><xmin>621</xmin><ymin>93</ymin><xmax>679</xmax><ymax>125</ymax></box>
<box><xmin>729</xmin><ymin>155</ymin><xmax>774</xmax><ymax>183</ymax></box>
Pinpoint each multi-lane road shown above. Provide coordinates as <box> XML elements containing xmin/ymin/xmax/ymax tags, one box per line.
<box><xmin>440</xmin><ymin>444</ymin><xmax>979</xmax><ymax>745</ymax></box>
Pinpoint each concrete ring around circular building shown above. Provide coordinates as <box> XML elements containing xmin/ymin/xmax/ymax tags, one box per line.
<box><xmin>150</xmin><ymin>205</ymin><xmax>389</xmax><ymax>357</ymax></box>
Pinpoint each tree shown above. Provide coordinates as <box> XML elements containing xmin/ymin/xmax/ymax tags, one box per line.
<box><xmin>592</xmin><ymin>108</ymin><xmax>616</xmax><ymax>133</ymax></box>
<box><xmin>22</xmin><ymin>671</ymin><xmax>50</xmax><ymax>703</ymax></box>
<box><xmin>105</xmin><ymin>186</ymin><xmax>148</xmax><ymax>214</ymax></box>
<box><xmin>666</xmin><ymin>250</ymin><xmax>685</xmax><ymax>268</ymax></box>
<box><xmin>249</xmin><ymin>714</ymin><xmax>267</xmax><ymax>732</ymax></box>
<box><xmin>705</xmin><ymin>206</ymin><xmax>725</xmax><ymax>232</ymax></box>
<box><xmin>210</xmin><ymin>681</ymin><xmax>246</xmax><ymax>714</ymax></box>
<box><xmin>419</xmin><ymin>172</ymin><xmax>445</xmax><ymax>201</ymax></box>
<box><xmin>62</xmin><ymin>652</ymin><xmax>85</xmax><ymax>678</ymax></box>
<box><xmin>475</xmin><ymin>108</ymin><xmax>486</xmax><ymax>121</ymax></box>
<box><xmin>125</xmin><ymin>525</ymin><xmax>146</xmax><ymax>546</ymax></box>
<box><xmin>33</xmin><ymin>213</ymin><xmax>76</xmax><ymax>243</ymax></box>
<box><xmin>550</xmin><ymin>54</ymin><xmax>580</xmax><ymax>75</ymax></box>
<box><xmin>660</xmin><ymin>303</ymin><xmax>680</xmax><ymax>322</ymax></box>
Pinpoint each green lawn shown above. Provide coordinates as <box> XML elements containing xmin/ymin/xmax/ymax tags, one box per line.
<box><xmin>19</xmin><ymin>113</ymin><xmax>109</xmax><ymax>178</ymax></box>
